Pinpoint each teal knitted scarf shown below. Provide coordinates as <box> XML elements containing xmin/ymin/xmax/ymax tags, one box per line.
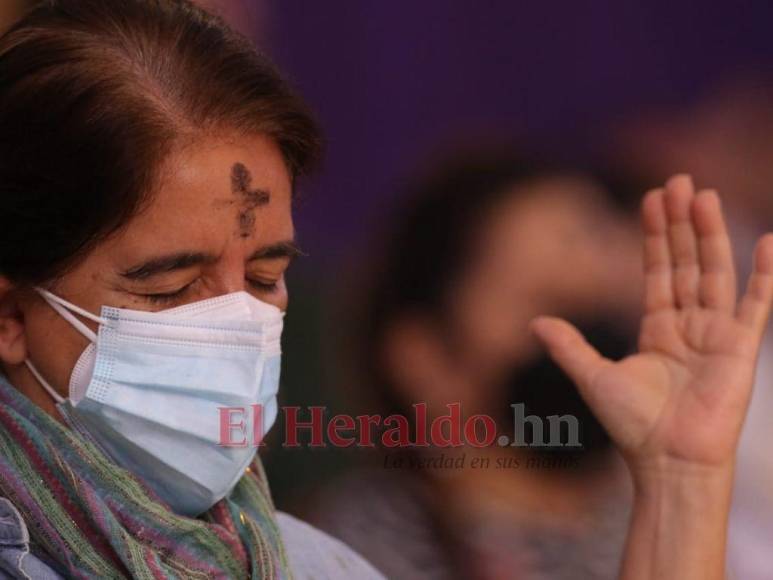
<box><xmin>0</xmin><ymin>375</ymin><xmax>290</xmax><ymax>579</ymax></box>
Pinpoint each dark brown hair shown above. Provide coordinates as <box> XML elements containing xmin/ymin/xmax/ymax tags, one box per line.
<box><xmin>0</xmin><ymin>0</ymin><xmax>320</xmax><ymax>285</ymax></box>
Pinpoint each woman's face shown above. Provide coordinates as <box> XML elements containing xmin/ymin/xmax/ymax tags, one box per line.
<box><xmin>1</xmin><ymin>133</ymin><xmax>296</xmax><ymax>414</ymax></box>
<box><xmin>443</xmin><ymin>178</ymin><xmax>642</xmax><ymax>408</ymax></box>
<box><xmin>383</xmin><ymin>178</ymin><xmax>642</xmax><ymax>417</ymax></box>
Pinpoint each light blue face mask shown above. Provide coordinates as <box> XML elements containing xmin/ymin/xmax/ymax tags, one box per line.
<box><xmin>25</xmin><ymin>289</ymin><xmax>284</xmax><ymax>517</ymax></box>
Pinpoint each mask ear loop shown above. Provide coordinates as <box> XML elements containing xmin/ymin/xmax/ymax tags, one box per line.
<box><xmin>34</xmin><ymin>287</ymin><xmax>104</xmax><ymax>343</ymax></box>
<box><xmin>24</xmin><ymin>360</ymin><xmax>66</xmax><ymax>405</ymax></box>
<box><xmin>24</xmin><ymin>288</ymin><xmax>107</xmax><ymax>405</ymax></box>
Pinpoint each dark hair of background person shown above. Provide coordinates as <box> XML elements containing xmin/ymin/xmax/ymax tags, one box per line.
<box><xmin>350</xmin><ymin>149</ymin><xmax>643</xmax><ymax>421</ymax></box>
<box><xmin>0</xmin><ymin>0</ymin><xmax>321</xmax><ymax>287</ymax></box>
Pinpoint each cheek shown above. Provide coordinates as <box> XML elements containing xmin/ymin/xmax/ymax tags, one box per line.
<box><xmin>451</xmin><ymin>276</ymin><xmax>536</xmax><ymax>373</ymax></box>
<box><xmin>24</xmin><ymin>302</ymin><xmax>91</xmax><ymax>393</ymax></box>
<box><xmin>276</xmin><ymin>282</ymin><xmax>289</xmax><ymax>311</ymax></box>
<box><xmin>251</xmin><ymin>278</ymin><xmax>288</xmax><ymax>312</ymax></box>
<box><xmin>266</xmin><ymin>290</ymin><xmax>288</xmax><ymax>312</ymax></box>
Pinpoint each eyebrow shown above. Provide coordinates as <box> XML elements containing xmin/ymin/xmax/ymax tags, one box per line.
<box><xmin>249</xmin><ymin>240</ymin><xmax>306</xmax><ymax>261</ymax></box>
<box><xmin>120</xmin><ymin>252</ymin><xmax>217</xmax><ymax>280</ymax></box>
<box><xmin>120</xmin><ymin>241</ymin><xmax>304</xmax><ymax>281</ymax></box>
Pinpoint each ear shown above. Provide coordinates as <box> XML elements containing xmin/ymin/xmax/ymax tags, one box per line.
<box><xmin>0</xmin><ymin>277</ymin><xmax>27</xmax><ymax>366</ymax></box>
<box><xmin>379</xmin><ymin>312</ymin><xmax>468</xmax><ymax>411</ymax></box>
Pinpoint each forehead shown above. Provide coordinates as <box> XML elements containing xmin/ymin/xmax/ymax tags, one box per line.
<box><xmin>478</xmin><ymin>177</ymin><xmax>608</xmax><ymax>253</ymax></box>
<box><xmin>105</xmin><ymin>134</ymin><xmax>293</xmax><ymax>258</ymax></box>
<box><xmin>457</xmin><ymin>177</ymin><xmax>614</xmax><ymax>298</ymax></box>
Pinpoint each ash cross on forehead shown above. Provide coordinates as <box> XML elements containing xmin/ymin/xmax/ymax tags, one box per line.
<box><xmin>231</xmin><ymin>162</ymin><xmax>270</xmax><ymax>238</ymax></box>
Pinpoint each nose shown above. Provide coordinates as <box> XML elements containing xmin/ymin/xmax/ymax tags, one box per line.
<box><xmin>208</xmin><ymin>248</ymin><xmax>249</xmax><ymax>296</ymax></box>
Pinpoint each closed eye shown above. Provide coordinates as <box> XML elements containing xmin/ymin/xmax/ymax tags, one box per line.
<box><xmin>248</xmin><ymin>279</ymin><xmax>279</xmax><ymax>293</ymax></box>
<box><xmin>139</xmin><ymin>281</ymin><xmax>195</xmax><ymax>305</ymax></box>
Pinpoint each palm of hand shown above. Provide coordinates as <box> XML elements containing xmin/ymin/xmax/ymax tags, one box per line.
<box><xmin>533</xmin><ymin>175</ymin><xmax>773</xmax><ymax>471</ymax></box>
<box><xmin>593</xmin><ymin>308</ymin><xmax>757</xmax><ymax>466</ymax></box>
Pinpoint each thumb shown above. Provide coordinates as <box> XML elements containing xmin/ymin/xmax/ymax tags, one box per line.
<box><xmin>530</xmin><ymin>316</ymin><xmax>610</xmax><ymax>395</ymax></box>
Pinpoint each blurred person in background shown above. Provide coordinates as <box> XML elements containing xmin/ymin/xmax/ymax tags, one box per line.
<box><xmin>607</xmin><ymin>80</ymin><xmax>773</xmax><ymax>579</ymax></box>
<box><xmin>309</xmin><ymin>152</ymin><xmax>648</xmax><ymax>579</ymax></box>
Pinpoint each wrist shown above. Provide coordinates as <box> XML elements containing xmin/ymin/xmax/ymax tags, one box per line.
<box><xmin>620</xmin><ymin>456</ymin><xmax>734</xmax><ymax>580</ymax></box>
<box><xmin>628</xmin><ymin>455</ymin><xmax>735</xmax><ymax>501</ymax></box>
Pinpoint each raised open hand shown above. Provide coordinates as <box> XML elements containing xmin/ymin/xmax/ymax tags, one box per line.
<box><xmin>532</xmin><ymin>175</ymin><xmax>773</xmax><ymax>474</ymax></box>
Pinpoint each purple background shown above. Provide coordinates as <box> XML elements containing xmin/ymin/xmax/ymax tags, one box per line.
<box><xmin>265</xmin><ymin>1</ymin><xmax>773</xmax><ymax>267</ymax></box>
